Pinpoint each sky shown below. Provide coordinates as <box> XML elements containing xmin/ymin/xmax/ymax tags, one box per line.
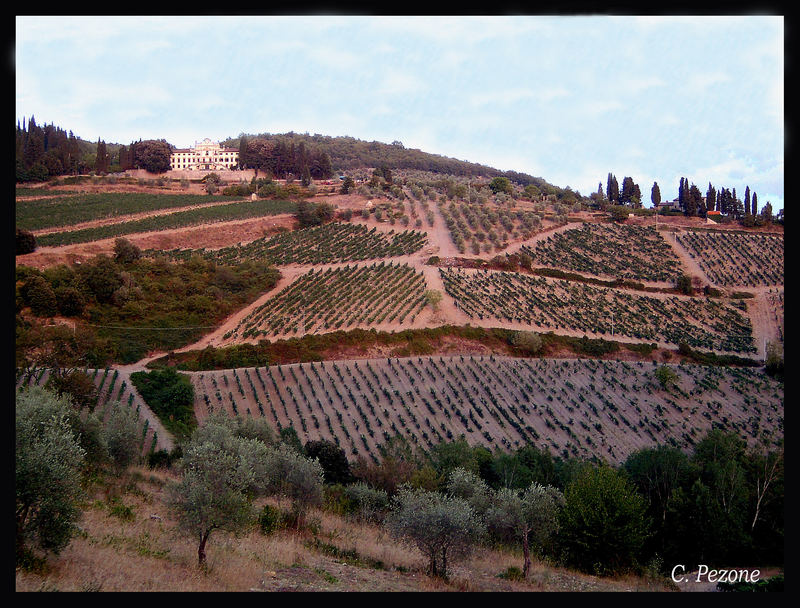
<box><xmin>15</xmin><ymin>14</ymin><xmax>784</xmax><ymax>210</ymax></box>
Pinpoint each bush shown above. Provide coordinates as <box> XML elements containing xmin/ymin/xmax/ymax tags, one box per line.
<box><xmin>558</xmin><ymin>464</ymin><xmax>650</xmax><ymax>575</ymax></box>
<box><xmin>511</xmin><ymin>330</ymin><xmax>543</xmax><ymax>355</ymax></box>
<box><xmin>113</xmin><ymin>238</ymin><xmax>141</xmax><ymax>265</ymax></box>
<box><xmin>16</xmin><ymin>387</ymin><xmax>86</xmax><ymax>560</ymax></box>
<box><xmin>23</xmin><ymin>276</ymin><xmax>57</xmax><ymax>316</ymax></box>
<box><xmin>258</xmin><ymin>504</ymin><xmax>287</xmax><ymax>535</ymax></box>
<box><xmin>104</xmin><ymin>402</ymin><xmax>143</xmax><ymax>473</ymax></box>
<box><xmin>16</xmin><ymin>228</ymin><xmax>37</xmax><ymax>255</ymax></box>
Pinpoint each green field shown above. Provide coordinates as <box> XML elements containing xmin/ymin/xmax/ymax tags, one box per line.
<box><xmin>34</xmin><ymin>198</ymin><xmax>299</xmax><ymax>246</ymax></box>
<box><xmin>16</xmin><ymin>192</ymin><xmax>245</xmax><ymax>231</ymax></box>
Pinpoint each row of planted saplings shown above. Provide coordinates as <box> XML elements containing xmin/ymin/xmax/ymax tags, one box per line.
<box><xmin>236</xmin><ymin>262</ymin><xmax>428</xmax><ymax>339</ymax></box>
<box><xmin>439</xmin><ymin>267</ymin><xmax>756</xmax><ymax>352</ymax></box>
<box><xmin>520</xmin><ymin>223</ymin><xmax>680</xmax><ymax>283</ymax></box>
<box><xmin>676</xmin><ymin>230</ymin><xmax>784</xmax><ymax>287</ymax></box>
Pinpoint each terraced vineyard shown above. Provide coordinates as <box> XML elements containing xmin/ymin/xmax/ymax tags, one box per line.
<box><xmin>151</xmin><ymin>222</ymin><xmax>427</xmax><ymax>265</ymax></box>
<box><xmin>189</xmin><ymin>356</ymin><xmax>783</xmax><ymax>465</ymax></box>
<box><xmin>675</xmin><ymin>230</ymin><xmax>784</xmax><ymax>287</ymax></box>
<box><xmin>440</xmin><ymin>268</ymin><xmax>756</xmax><ymax>353</ymax></box>
<box><xmin>440</xmin><ymin>201</ymin><xmax>546</xmax><ymax>254</ymax></box>
<box><xmin>35</xmin><ymin>198</ymin><xmax>299</xmax><ymax>246</ymax></box>
<box><xmin>15</xmin><ymin>367</ymin><xmax>170</xmax><ymax>453</ymax></box>
<box><xmin>231</xmin><ymin>262</ymin><xmax>429</xmax><ymax>340</ymax></box>
<box><xmin>16</xmin><ymin>192</ymin><xmax>241</xmax><ymax>232</ymax></box>
<box><xmin>520</xmin><ymin>223</ymin><xmax>682</xmax><ymax>282</ymax></box>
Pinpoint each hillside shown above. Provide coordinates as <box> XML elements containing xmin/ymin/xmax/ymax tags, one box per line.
<box><xmin>221</xmin><ymin>132</ymin><xmax>559</xmax><ymax>189</ymax></box>
<box><xmin>15</xmin><ymin>150</ymin><xmax>784</xmax><ymax>591</ymax></box>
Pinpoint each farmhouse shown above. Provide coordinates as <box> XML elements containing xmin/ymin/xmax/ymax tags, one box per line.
<box><xmin>170</xmin><ymin>138</ymin><xmax>239</xmax><ymax>171</ymax></box>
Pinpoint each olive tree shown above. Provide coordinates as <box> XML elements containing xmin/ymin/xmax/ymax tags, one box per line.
<box><xmin>167</xmin><ymin>434</ymin><xmax>255</xmax><ymax>567</ymax></box>
<box><xmin>104</xmin><ymin>402</ymin><xmax>143</xmax><ymax>474</ymax></box>
<box><xmin>445</xmin><ymin>467</ymin><xmax>492</xmax><ymax>519</ymax></box>
<box><xmin>386</xmin><ymin>485</ymin><xmax>484</xmax><ymax>579</ymax></box>
<box><xmin>16</xmin><ymin>387</ymin><xmax>86</xmax><ymax>560</ymax></box>
<box><xmin>263</xmin><ymin>443</ymin><xmax>325</xmax><ymax>527</ymax></box>
<box><xmin>486</xmin><ymin>483</ymin><xmax>564</xmax><ymax>578</ymax></box>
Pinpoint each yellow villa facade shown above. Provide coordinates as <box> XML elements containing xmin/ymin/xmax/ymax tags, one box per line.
<box><xmin>170</xmin><ymin>138</ymin><xmax>239</xmax><ymax>171</ymax></box>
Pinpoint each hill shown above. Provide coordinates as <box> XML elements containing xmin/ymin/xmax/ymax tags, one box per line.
<box><xmin>221</xmin><ymin>131</ymin><xmax>561</xmax><ymax>190</ymax></box>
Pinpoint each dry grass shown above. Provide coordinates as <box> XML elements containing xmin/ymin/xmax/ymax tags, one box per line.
<box><xmin>16</xmin><ymin>465</ymin><xmax>677</xmax><ymax>592</ymax></box>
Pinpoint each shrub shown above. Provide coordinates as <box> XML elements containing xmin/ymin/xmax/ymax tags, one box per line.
<box><xmin>16</xmin><ymin>228</ymin><xmax>37</xmax><ymax>255</ymax></box>
<box><xmin>16</xmin><ymin>387</ymin><xmax>86</xmax><ymax>561</ymax></box>
<box><xmin>258</xmin><ymin>504</ymin><xmax>286</xmax><ymax>535</ymax></box>
<box><xmin>386</xmin><ymin>485</ymin><xmax>484</xmax><ymax>579</ymax></box>
<box><xmin>558</xmin><ymin>464</ymin><xmax>650</xmax><ymax>575</ymax></box>
<box><xmin>113</xmin><ymin>238</ymin><xmax>142</xmax><ymax>265</ymax></box>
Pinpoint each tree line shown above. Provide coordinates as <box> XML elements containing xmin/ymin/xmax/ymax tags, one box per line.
<box><xmin>595</xmin><ymin>171</ymin><xmax>780</xmax><ymax>226</ymax></box>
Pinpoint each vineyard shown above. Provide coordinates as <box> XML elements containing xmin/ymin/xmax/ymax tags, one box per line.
<box><xmin>519</xmin><ymin>223</ymin><xmax>682</xmax><ymax>283</ymax></box>
<box><xmin>188</xmin><ymin>355</ymin><xmax>783</xmax><ymax>465</ymax></box>
<box><xmin>15</xmin><ymin>366</ymin><xmax>169</xmax><ymax>453</ymax></box>
<box><xmin>34</xmin><ymin>198</ymin><xmax>299</xmax><ymax>246</ymax></box>
<box><xmin>675</xmin><ymin>230</ymin><xmax>784</xmax><ymax>287</ymax></box>
<box><xmin>150</xmin><ymin>222</ymin><xmax>427</xmax><ymax>266</ymax></box>
<box><xmin>230</xmin><ymin>262</ymin><xmax>429</xmax><ymax>340</ymax></box>
<box><xmin>16</xmin><ymin>192</ymin><xmax>242</xmax><ymax>232</ymax></box>
<box><xmin>440</xmin><ymin>201</ymin><xmax>548</xmax><ymax>254</ymax></box>
<box><xmin>440</xmin><ymin>268</ymin><xmax>756</xmax><ymax>353</ymax></box>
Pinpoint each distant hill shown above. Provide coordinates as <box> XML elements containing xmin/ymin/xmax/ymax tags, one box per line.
<box><xmin>221</xmin><ymin>132</ymin><xmax>561</xmax><ymax>191</ymax></box>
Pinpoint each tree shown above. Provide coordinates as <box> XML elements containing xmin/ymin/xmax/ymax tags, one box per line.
<box><xmin>77</xmin><ymin>255</ymin><xmax>122</xmax><ymax>304</ymax></box>
<box><xmin>386</xmin><ymin>486</ymin><xmax>484</xmax><ymax>579</ymax></box>
<box><xmin>623</xmin><ymin>446</ymin><xmax>692</xmax><ymax>558</ymax></box>
<box><xmin>558</xmin><ymin>464</ymin><xmax>650</xmax><ymax>575</ymax></box>
<box><xmin>16</xmin><ymin>229</ymin><xmax>37</xmax><ymax>255</ymax></box>
<box><xmin>16</xmin><ymin>386</ymin><xmax>86</xmax><ymax>561</ymax></box>
<box><xmin>486</xmin><ymin>483</ymin><xmax>564</xmax><ymax>577</ymax></box>
<box><xmin>606</xmin><ymin>173</ymin><xmax>619</xmax><ymax>203</ymax></box>
<box><xmin>489</xmin><ymin>176</ymin><xmax>512</xmax><ymax>195</ymax></box>
<box><xmin>511</xmin><ymin>330</ymin><xmax>543</xmax><ymax>355</ymax></box>
<box><xmin>424</xmin><ymin>289</ymin><xmax>443</xmax><ymax>310</ymax></box>
<box><xmin>262</xmin><ymin>443</ymin><xmax>324</xmax><ymax>526</ymax></box>
<box><xmin>22</xmin><ymin>275</ymin><xmax>57</xmax><ymax>316</ymax></box>
<box><xmin>446</xmin><ymin>467</ymin><xmax>492</xmax><ymax>518</ymax></box>
<box><xmin>651</xmin><ymin>182</ymin><xmax>661</xmax><ymax>208</ymax></box>
<box><xmin>609</xmin><ymin>205</ymin><xmax>629</xmax><ymax>222</ymax></box>
<box><xmin>619</xmin><ymin>176</ymin><xmax>636</xmax><ymax>206</ymax></box>
<box><xmin>343</xmin><ymin>482</ymin><xmax>389</xmax><ymax>523</ymax></box>
<box><xmin>654</xmin><ymin>365</ymin><xmax>679</xmax><ymax>390</ymax></box>
<box><xmin>104</xmin><ymin>402</ymin><xmax>143</xmax><ymax>474</ymax></box>
<box><xmin>305</xmin><ymin>440</ymin><xmax>353</xmax><ymax>485</ymax></box>
<box><xmin>675</xmin><ymin>273</ymin><xmax>694</xmax><ymax>295</ymax></box>
<box><xmin>760</xmin><ymin>201</ymin><xmax>773</xmax><ymax>223</ymax></box>
<box><xmin>706</xmin><ymin>183</ymin><xmax>716</xmax><ymax>214</ymax></box>
<box><xmin>167</xmin><ymin>426</ymin><xmax>255</xmax><ymax>567</ymax></box>
<box><xmin>95</xmin><ymin>138</ymin><xmax>109</xmax><ymax>174</ymax></box>
<box><xmin>744</xmin><ymin>186</ymin><xmax>751</xmax><ymax>216</ymax></box>
<box><xmin>113</xmin><ymin>238</ymin><xmax>142</xmax><ymax>265</ymax></box>
<box><xmin>133</xmin><ymin>139</ymin><xmax>172</xmax><ymax>173</ymax></box>
<box><xmin>340</xmin><ymin>176</ymin><xmax>355</xmax><ymax>194</ymax></box>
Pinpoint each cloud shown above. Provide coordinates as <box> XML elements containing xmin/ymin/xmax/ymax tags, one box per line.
<box><xmin>468</xmin><ymin>87</ymin><xmax>569</xmax><ymax>108</ymax></box>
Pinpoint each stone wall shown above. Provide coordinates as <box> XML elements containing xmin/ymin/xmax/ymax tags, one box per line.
<box><xmin>124</xmin><ymin>168</ymin><xmax>258</xmax><ymax>182</ymax></box>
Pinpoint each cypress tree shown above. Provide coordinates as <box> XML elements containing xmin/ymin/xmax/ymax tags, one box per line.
<box><xmin>651</xmin><ymin>182</ymin><xmax>661</xmax><ymax>208</ymax></box>
<box><xmin>706</xmin><ymin>183</ymin><xmax>716</xmax><ymax>214</ymax></box>
<box><xmin>744</xmin><ymin>186</ymin><xmax>751</xmax><ymax>216</ymax></box>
